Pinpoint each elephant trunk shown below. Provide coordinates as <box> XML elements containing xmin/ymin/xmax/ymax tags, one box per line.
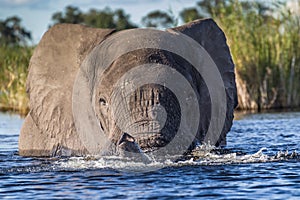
<box><xmin>110</xmin><ymin>84</ymin><xmax>181</xmax><ymax>152</ymax></box>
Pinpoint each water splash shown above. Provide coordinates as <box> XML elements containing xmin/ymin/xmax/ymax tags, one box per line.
<box><xmin>189</xmin><ymin>144</ymin><xmax>299</xmax><ymax>165</ymax></box>
<box><xmin>55</xmin><ymin>145</ymin><xmax>300</xmax><ymax>172</ymax></box>
<box><xmin>1</xmin><ymin>145</ymin><xmax>298</xmax><ymax>174</ymax></box>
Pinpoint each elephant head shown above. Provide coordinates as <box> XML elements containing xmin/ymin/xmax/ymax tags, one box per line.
<box><xmin>19</xmin><ymin>18</ymin><xmax>237</xmax><ymax>158</ymax></box>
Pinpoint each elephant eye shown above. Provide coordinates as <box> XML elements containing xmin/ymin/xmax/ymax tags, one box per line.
<box><xmin>99</xmin><ymin>98</ymin><xmax>107</xmax><ymax>106</ymax></box>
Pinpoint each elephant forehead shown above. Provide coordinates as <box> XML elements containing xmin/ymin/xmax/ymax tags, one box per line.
<box><xmin>81</xmin><ymin>28</ymin><xmax>207</xmax><ymax>91</ymax></box>
<box><xmin>93</xmin><ymin>49</ymin><xmax>194</xmax><ymax>97</ymax></box>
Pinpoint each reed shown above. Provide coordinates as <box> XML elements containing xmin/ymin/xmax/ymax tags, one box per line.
<box><xmin>1</xmin><ymin>0</ymin><xmax>300</xmax><ymax>113</ymax></box>
<box><xmin>0</xmin><ymin>46</ymin><xmax>32</xmax><ymax>115</ymax></box>
<box><xmin>213</xmin><ymin>1</ymin><xmax>300</xmax><ymax>110</ymax></box>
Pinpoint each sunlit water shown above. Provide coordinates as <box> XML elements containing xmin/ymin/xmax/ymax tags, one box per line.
<box><xmin>0</xmin><ymin>111</ymin><xmax>300</xmax><ymax>199</ymax></box>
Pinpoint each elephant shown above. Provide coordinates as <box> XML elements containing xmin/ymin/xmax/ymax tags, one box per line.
<box><xmin>18</xmin><ymin>18</ymin><xmax>238</xmax><ymax>159</ymax></box>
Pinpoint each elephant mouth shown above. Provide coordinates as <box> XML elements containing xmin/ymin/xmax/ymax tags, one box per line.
<box><xmin>126</xmin><ymin>120</ymin><xmax>167</xmax><ymax>150</ymax></box>
<box><xmin>133</xmin><ymin>132</ymin><xmax>170</xmax><ymax>151</ymax></box>
<box><xmin>124</xmin><ymin>84</ymin><xmax>181</xmax><ymax>151</ymax></box>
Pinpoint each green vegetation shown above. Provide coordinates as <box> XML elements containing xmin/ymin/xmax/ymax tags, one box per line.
<box><xmin>0</xmin><ymin>46</ymin><xmax>32</xmax><ymax>114</ymax></box>
<box><xmin>141</xmin><ymin>10</ymin><xmax>178</xmax><ymax>28</ymax></box>
<box><xmin>1</xmin><ymin>1</ymin><xmax>300</xmax><ymax>113</ymax></box>
<box><xmin>0</xmin><ymin>16</ymin><xmax>32</xmax><ymax>114</ymax></box>
<box><xmin>51</xmin><ymin>6</ymin><xmax>137</xmax><ymax>30</ymax></box>
<box><xmin>0</xmin><ymin>16</ymin><xmax>31</xmax><ymax>46</ymax></box>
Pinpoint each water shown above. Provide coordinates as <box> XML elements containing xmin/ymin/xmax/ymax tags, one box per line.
<box><xmin>0</xmin><ymin>111</ymin><xmax>300</xmax><ymax>199</ymax></box>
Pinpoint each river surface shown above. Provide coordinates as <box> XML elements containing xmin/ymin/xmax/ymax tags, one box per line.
<box><xmin>0</xmin><ymin>111</ymin><xmax>300</xmax><ymax>199</ymax></box>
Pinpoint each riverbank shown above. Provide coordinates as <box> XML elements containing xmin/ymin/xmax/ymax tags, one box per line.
<box><xmin>0</xmin><ymin>43</ymin><xmax>299</xmax><ymax>115</ymax></box>
<box><xmin>215</xmin><ymin>2</ymin><xmax>300</xmax><ymax>111</ymax></box>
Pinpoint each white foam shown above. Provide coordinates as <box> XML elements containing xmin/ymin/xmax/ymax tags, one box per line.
<box><xmin>54</xmin><ymin>145</ymin><xmax>299</xmax><ymax>172</ymax></box>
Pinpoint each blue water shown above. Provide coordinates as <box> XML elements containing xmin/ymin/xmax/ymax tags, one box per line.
<box><xmin>0</xmin><ymin>111</ymin><xmax>300</xmax><ymax>199</ymax></box>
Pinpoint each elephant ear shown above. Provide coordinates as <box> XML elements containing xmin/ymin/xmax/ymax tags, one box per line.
<box><xmin>19</xmin><ymin>24</ymin><xmax>115</xmax><ymax>156</ymax></box>
<box><xmin>171</xmin><ymin>18</ymin><xmax>238</xmax><ymax>146</ymax></box>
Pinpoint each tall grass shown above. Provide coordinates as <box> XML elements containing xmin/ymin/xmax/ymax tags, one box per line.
<box><xmin>212</xmin><ymin>1</ymin><xmax>300</xmax><ymax>110</ymax></box>
<box><xmin>1</xmin><ymin>0</ymin><xmax>300</xmax><ymax>113</ymax></box>
<box><xmin>0</xmin><ymin>46</ymin><xmax>32</xmax><ymax>115</ymax></box>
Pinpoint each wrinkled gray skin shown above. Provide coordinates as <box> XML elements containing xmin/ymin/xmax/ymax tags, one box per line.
<box><xmin>19</xmin><ymin>19</ymin><xmax>237</xmax><ymax>157</ymax></box>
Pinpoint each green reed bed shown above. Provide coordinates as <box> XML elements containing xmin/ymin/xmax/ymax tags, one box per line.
<box><xmin>1</xmin><ymin>0</ymin><xmax>300</xmax><ymax>114</ymax></box>
<box><xmin>212</xmin><ymin>1</ymin><xmax>300</xmax><ymax>110</ymax></box>
<box><xmin>0</xmin><ymin>46</ymin><xmax>32</xmax><ymax>115</ymax></box>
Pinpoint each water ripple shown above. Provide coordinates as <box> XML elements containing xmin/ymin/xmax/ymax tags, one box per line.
<box><xmin>0</xmin><ymin>111</ymin><xmax>300</xmax><ymax>199</ymax></box>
